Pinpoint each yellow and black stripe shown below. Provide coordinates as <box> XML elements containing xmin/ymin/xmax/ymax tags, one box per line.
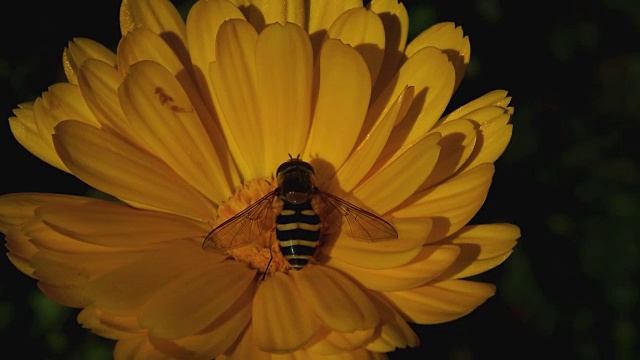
<box><xmin>276</xmin><ymin>202</ymin><xmax>321</xmax><ymax>269</ymax></box>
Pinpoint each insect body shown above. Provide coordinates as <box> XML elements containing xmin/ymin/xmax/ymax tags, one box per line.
<box><xmin>203</xmin><ymin>156</ymin><xmax>398</xmax><ymax>270</ymax></box>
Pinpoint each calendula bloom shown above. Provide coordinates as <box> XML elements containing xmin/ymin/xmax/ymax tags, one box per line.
<box><xmin>2</xmin><ymin>0</ymin><xmax>520</xmax><ymax>358</ymax></box>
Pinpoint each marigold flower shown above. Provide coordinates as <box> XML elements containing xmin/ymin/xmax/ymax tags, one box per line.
<box><xmin>2</xmin><ymin>0</ymin><xmax>520</xmax><ymax>358</ymax></box>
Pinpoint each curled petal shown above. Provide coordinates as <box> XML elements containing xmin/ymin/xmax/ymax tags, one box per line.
<box><xmin>327</xmin><ymin>245</ymin><xmax>460</xmax><ymax>292</ymax></box>
<box><xmin>405</xmin><ymin>22</ymin><xmax>470</xmax><ymax>91</ymax></box>
<box><xmin>393</xmin><ymin>163</ymin><xmax>495</xmax><ymax>243</ymax></box>
<box><xmin>383</xmin><ymin>279</ymin><xmax>496</xmax><ymax>324</ymax></box>
<box><xmin>434</xmin><ymin>223</ymin><xmax>520</xmax><ymax>280</ymax></box>
<box><xmin>63</xmin><ymin>38</ymin><xmax>117</xmax><ymax>85</ymax></box>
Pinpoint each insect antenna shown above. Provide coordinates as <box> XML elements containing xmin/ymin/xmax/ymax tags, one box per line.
<box><xmin>261</xmin><ymin>244</ymin><xmax>274</xmax><ymax>282</ymax></box>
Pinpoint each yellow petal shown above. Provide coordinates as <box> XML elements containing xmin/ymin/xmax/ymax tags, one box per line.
<box><xmin>114</xmin><ymin>335</ymin><xmax>167</xmax><ymax>360</ymax></box>
<box><xmin>352</xmin><ymin>132</ymin><xmax>441</xmax><ymax>214</ymax></box>
<box><xmin>303</xmin><ymin>39</ymin><xmax>371</xmax><ymax>185</ymax></box>
<box><xmin>53</xmin><ymin>120</ymin><xmax>215</xmax><ymax>220</ymax></box>
<box><xmin>78</xmin><ymin>306</ymin><xmax>143</xmax><ymax>339</ymax></box>
<box><xmin>440</xmin><ymin>89</ymin><xmax>511</xmax><ymax>123</ymax></box>
<box><xmin>294</xmin><ymin>265</ymin><xmax>378</xmax><ymax>332</ymax></box>
<box><xmin>140</xmin><ymin>261</ymin><xmax>256</xmax><ymax>339</ymax></box>
<box><xmin>418</xmin><ymin>118</ymin><xmax>477</xmax><ymax>191</ymax></box>
<box><xmin>40</xmin><ymin>241</ymin><xmax>214</xmax><ymax>312</ymax></box>
<box><xmin>327</xmin><ymin>8</ymin><xmax>385</xmax><ymax>85</ymax></box>
<box><xmin>365</xmin><ymin>291</ymin><xmax>419</xmax><ymax>352</ymax></box>
<box><xmin>38</xmin><ymin>199</ymin><xmax>208</xmax><ymax>247</ymax></box>
<box><xmin>462</xmin><ymin>111</ymin><xmax>513</xmax><ymax>170</ymax></box>
<box><xmin>308</xmin><ymin>0</ymin><xmax>362</xmax><ymax>37</ymax></box>
<box><xmin>383</xmin><ymin>279</ymin><xmax>495</xmax><ymax>324</ymax></box>
<box><xmin>150</xmin><ymin>294</ymin><xmax>252</xmax><ymax>359</ymax></box>
<box><xmin>376</xmin><ymin>47</ymin><xmax>455</xmax><ymax>156</ymax></box>
<box><xmin>329</xmin><ymin>86</ymin><xmax>414</xmax><ymax>193</ymax></box>
<box><xmin>253</xmin><ymin>272</ymin><xmax>321</xmax><ymax>352</ymax></box>
<box><xmin>307</xmin><ymin>327</ymin><xmax>375</xmax><ymax>355</ymax></box>
<box><xmin>28</xmin><ymin>82</ymin><xmax>101</xmax><ymax>171</ymax></box>
<box><xmin>210</xmin><ymin>19</ymin><xmax>264</xmax><ymax>180</ymax></box>
<box><xmin>256</xmin><ymin>23</ymin><xmax>313</xmax><ymax>173</ymax></box>
<box><xmin>434</xmin><ymin>223</ymin><xmax>520</xmax><ymax>280</ymax></box>
<box><xmin>119</xmin><ymin>60</ymin><xmax>233</xmax><ymax>204</ymax></box>
<box><xmin>246</xmin><ymin>0</ymin><xmax>305</xmax><ymax>31</ymax></box>
<box><xmin>392</xmin><ymin>163</ymin><xmax>495</xmax><ymax>243</ymax></box>
<box><xmin>63</xmin><ymin>38</ymin><xmax>117</xmax><ymax>85</ymax></box>
<box><xmin>185</xmin><ymin>0</ymin><xmax>245</xmax><ymax>116</ymax></box>
<box><xmin>120</xmin><ymin>0</ymin><xmax>185</xmax><ymax>41</ymax></box>
<box><xmin>322</xmin><ymin>217</ymin><xmax>431</xmax><ymax>269</ymax></box>
<box><xmin>9</xmin><ymin>103</ymin><xmax>68</xmax><ymax>172</ymax></box>
<box><xmin>218</xmin><ymin>324</ymin><xmax>271</xmax><ymax>360</ymax></box>
<box><xmin>326</xmin><ymin>245</ymin><xmax>460</xmax><ymax>292</ymax></box>
<box><xmin>405</xmin><ymin>22</ymin><xmax>470</xmax><ymax>92</ymax></box>
<box><xmin>77</xmin><ymin>59</ymin><xmax>145</xmax><ymax>143</ymax></box>
<box><xmin>368</xmin><ymin>0</ymin><xmax>409</xmax><ymax>95</ymax></box>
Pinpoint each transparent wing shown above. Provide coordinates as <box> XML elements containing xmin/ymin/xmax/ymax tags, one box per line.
<box><xmin>316</xmin><ymin>190</ymin><xmax>398</xmax><ymax>241</ymax></box>
<box><xmin>203</xmin><ymin>191</ymin><xmax>279</xmax><ymax>251</ymax></box>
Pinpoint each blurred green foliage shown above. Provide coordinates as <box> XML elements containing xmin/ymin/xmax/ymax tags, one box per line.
<box><xmin>1</xmin><ymin>0</ymin><xmax>638</xmax><ymax>359</ymax></box>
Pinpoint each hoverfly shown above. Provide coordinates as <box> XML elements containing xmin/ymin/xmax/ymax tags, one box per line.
<box><xmin>203</xmin><ymin>156</ymin><xmax>398</xmax><ymax>271</ymax></box>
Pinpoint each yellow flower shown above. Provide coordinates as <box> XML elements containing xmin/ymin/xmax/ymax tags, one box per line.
<box><xmin>2</xmin><ymin>0</ymin><xmax>520</xmax><ymax>358</ymax></box>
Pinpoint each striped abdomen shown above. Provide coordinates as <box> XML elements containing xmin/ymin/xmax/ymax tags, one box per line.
<box><xmin>275</xmin><ymin>201</ymin><xmax>321</xmax><ymax>270</ymax></box>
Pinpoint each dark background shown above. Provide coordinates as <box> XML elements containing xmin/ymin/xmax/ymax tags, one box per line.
<box><xmin>1</xmin><ymin>0</ymin><xmax>638</xmax><ymax>359</ymax></box>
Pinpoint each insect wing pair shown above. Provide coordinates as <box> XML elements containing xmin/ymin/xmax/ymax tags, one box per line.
<box><xmin>203</xmin><ymin>188</ymin><xmax>398</xmax><ymax>252</ymax></box>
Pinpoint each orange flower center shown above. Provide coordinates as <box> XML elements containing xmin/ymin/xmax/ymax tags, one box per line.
<box><xmin>212</xmin><ymin>179</ymin><xmax>289</xmax><ymax>275</ymax></box>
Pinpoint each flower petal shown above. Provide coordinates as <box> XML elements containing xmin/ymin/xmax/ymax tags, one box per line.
<box><xmin>256</xmin><ymin>23</ymin><xmax>313</xmax><ymax>172</ymax></box>
<box><xmin>308</xmin><ymin>0</ymin><xmax>361</xmax><ymax>43</ymax></box>
<box><xmin>253</xmin><ymin>272</ymin><xmax>321</xmax><ymax>352</ymax></box>
<box><xmin>294</xmin><ymin>265</ymin><xmax>378</xmax><ymax>332</ymax></box>
<box><xmin>327</xmin><ymin>7</ymin><xmax>385</xmax><ymax>85</ymax></box>
<box><xmin>322</xmin><ymin>217</ymin><xmax>431</xmax><ymax>270</ymax></box>
<box><xmin>149</xmin><ymin>294</ymin><xmax>252</xmax><ymax>359</ymax></box>
<box><xmin>63</xmin><ymin>38</ymin><xmax>117</xmax><ymax>85</ymax></box>
<box><xmin>405</xmin><ymin>22</ymin><xmax>470</xmax><ymax>92</ymax></box>
<box><xmin>38</xmin><ymin>199</ymin><xmax>208</xmax><ymax>247</ymax></box>
<box><xmin>246</xmin><ymin>0</ymin><xmax>305</xmax><ymax>31</ymax></box>
<box><xmin>368</xmin><ymin>0</ymin><xmax>409</xmax><ymax>95</ymax></box>
<box><xmin>119</xmin><ymin>60</ymin><xmax>233</xmax><ymax>204</ymax></box>
<box><xmin>462</xmin><ymin>110</ymin><xmax>513</xmax><ymax>171</ymax></box>
<box><xmin>440</xmin><ymin>89</ymin><xmax>512</xmax><ymax>123</ymax></box>
<box><xmin>329</xmin><ymin>86</ymin><xmax>414</xmax><ymax>193</ymax></box>
<box><xmin>307</xmin><ymin>327</ymin><xmax>375</xmax><ymax>355</ymax></box>
<box><xmin>303</xmin><ymin>39</ymin><xmax>371</xmax><ymax>185</ymax></box>
<box><xmin>78</xmin><ymin>306</ymin><xmax>143</xmax><ymax>339</ymax></box>
<box><xmin>326</xmin><ymin>245</ymin><xmax>460</xmax><ymax>292</ymax></box>
<box><xmin>77</xmin><ymin>59</ymin><xmax>145</xmax><ymax>143</ymax></box>
<box><xmin>120</xmin><ymin>0</ymin><xmax>187</xmax><ymax>59</ymax></box>
<box><xmin>418</xmin><ymin>118</ymin><xmax>477</xmax><ymax>192</ymax></box>
<box><xmin>140</xmin><ymin>261</ymin><xmax>256</xmax><ymax>339</ymax></box>
<box><xmin>352</xmin><ymin>132</ymin><xmax>441</xmax><ymax>214</ymax></box>
<box><xmin>210</xmin><ymin>19</ymin><xmax>264</xmax><ymax>180</ymax></box>
<box><xmin>392</xmin><ymin>163</ymin><xmax>495</xmax><ymax>243</ymax></box>
<box><xmin>365</xmin><ymin>291</ymin><xmax>419</xmax><ymax>352</ymax></box>
<box><xmin>114</xmin><ymin>335</ymin><xmax>167</xmax><ymax>360</ymax></box>
<box><xmin>186</xmin><ymin>0</ymin><xmax>245</xmax><ymax>117</ymax></box>
<box><xmin>383</xmin><ymin>279</ymin><xmax>496</xmax><ymax>324</ymax></box>
<box><xmin>434</xmin><ymin>223</ymin><xmax>520</xmax><ymax>280</ymax></box>
<box><xmin>376</xmin><ymin>47</ymin><xmax>455</xmax><ymax>157</ymax></box>
<box><xmin>9</xmin><ymin>103</ymin><xmax>68</xmax><ymax>172</ymax></box>
<box><xmin>53</xmin><ymin>120</ymin><xmax>215</xmax><ymax>220</ymax></box>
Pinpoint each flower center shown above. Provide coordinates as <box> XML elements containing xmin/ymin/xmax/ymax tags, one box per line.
<box><xmin>212</xmin><ymin>179</ymin><xmax>289</xmax><ymax>275</ymax></box>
